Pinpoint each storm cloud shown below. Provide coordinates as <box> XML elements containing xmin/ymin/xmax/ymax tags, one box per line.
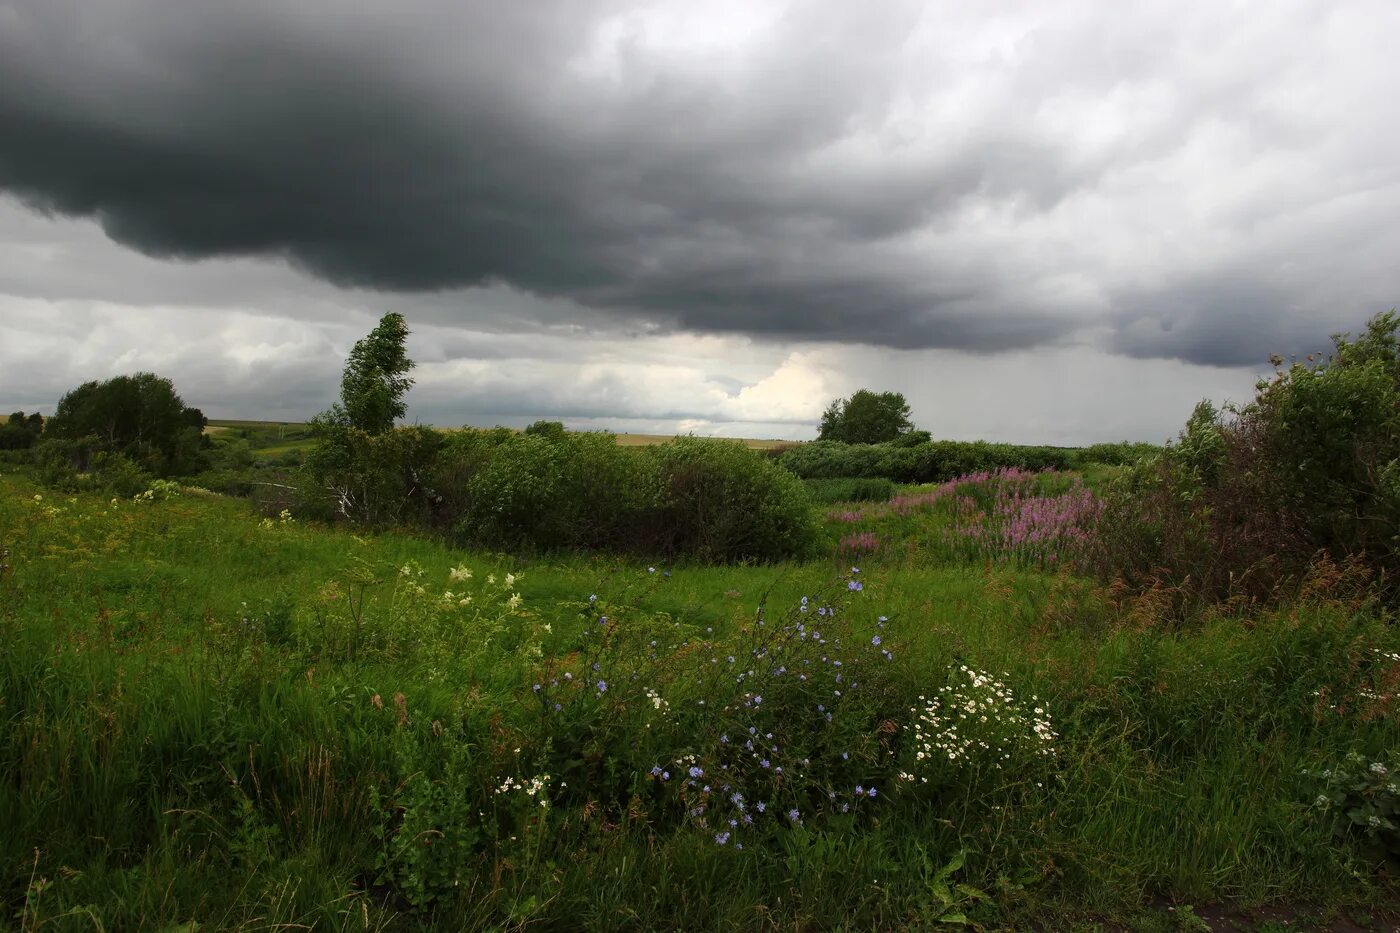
<box><xmin>2</xmin><ymin>0</ymin><xmax>1396</xmax><ymax>366</ymax></box>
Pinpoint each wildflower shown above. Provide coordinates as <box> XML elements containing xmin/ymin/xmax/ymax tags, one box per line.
<box><xmin>449</xmin><ymin>565</ymin><xmax>472</xmax><ymax>581</ymax></box>
<box><xmin>689</xmin><ymin>766</ymin><xmax>704</xmax><ymax>778</ymax></box>
<box><xmin>787</xmin><ymin>808</ymin><xmax>800</xmax><ymax>823</ymax></box>
<box><xmin>871</xmin><ymin>635</ymin><xmax>881</xmax><ymax>646</ymax></box>
<box><xmin>589</xmin><ymin>594</ymin><xmax>598</xmax><ymax>603</ymax></box>
<box><xmin>505</xmin><ymin>572</ymin><xmax>516</xmax><ymax>587</ymax></box>
<box><xmin>847</xmin><ymin>580</ymin><xmax>863</xmax><ymax>592</ymax></box>
<box><xmin>715</xmin><ymin>832</ymin><xmax>730</xmax><ymax>845</ymax></box>
<box><xmin>596</xmin><ymin>680</ymin><xmax>608</xmax><ymax>693</ymax></box>
<box><xmin>648</xmin><ymin>566</ymin><xmax>656</xmax><ymax>574</ymax></box>
<box><xmin>508</xmin><ymin>593</ymin><xmax>523</xmax><ymax>610</ymax></box>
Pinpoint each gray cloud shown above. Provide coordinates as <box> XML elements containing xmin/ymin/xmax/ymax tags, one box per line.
<box><xmin>2</xmin><ymin>1</ymin><xmax>1396</xmax><ymax>365</ymax></box>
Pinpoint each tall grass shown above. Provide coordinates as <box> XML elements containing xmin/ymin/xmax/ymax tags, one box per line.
<box><xmin>2</xmin><ymin>471</ymin><xmax>1398</xmax><ymax>929</ymax></box>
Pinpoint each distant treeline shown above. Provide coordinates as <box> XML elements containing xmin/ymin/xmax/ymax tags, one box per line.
<box><xmin>774</xmin><ymin>438</ymin><xmax>1159</xmax><ymax>484</ymax></box>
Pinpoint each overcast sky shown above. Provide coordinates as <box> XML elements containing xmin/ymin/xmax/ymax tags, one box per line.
<box><xmin>2</xmin><ymin>0</ymin><xmax>1396</xmax><ymax>443</ymax></box>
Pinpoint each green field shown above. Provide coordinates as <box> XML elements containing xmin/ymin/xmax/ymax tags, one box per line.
<box><xmin>205</xmin><ymin>420</ymin><xmax>795</xmax><ymax>460</ymax></box>
<box><xmin>3</xmin><ymin>464</ymin><xmax>1397</xmax><ymax>931</ymax></box>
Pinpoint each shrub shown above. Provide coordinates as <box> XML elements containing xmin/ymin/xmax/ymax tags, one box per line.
<box><xmin>453</xmin><ymin>431</ymin><xmax>657</xmax><ymax>551</ymax></box>
<box><xmin>1084</xmin><ymin>312</ymin><xmax>1400</xmax><ymax>609</ymax></box>
<box><xmin>301</xmin><ymin>425</ymin><xmax>446</xmax><ymax>525</ymax></box>
<box><xmin>644</xmin><ymin>437</ymin><xmax>816</xmax><ymax>562</ymax></box>
<box><xmin>779</xmin><ymin>439</ymin><xmax>1075</xmax><ymax>484</ymax></box>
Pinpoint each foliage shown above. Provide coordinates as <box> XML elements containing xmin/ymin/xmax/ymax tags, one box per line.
<box><xmin>1309</xmin><ymin>751</ymin><xmax>1400</xmax><ymax>861</ymax></box>
<box><xmin>780</xmin><ymin>438</ymin><xmax>1076</xmax><ymax>484</ymax></box>
<box><xmin>1086</xmin><ymin>312</ymin><xmax>1400</xmax><ymax>609</ymax></box>
<box><xmin>39</xmin><ymin>372</ymin><xmax>207</xmax><ymax>476</ymax></box>
<box><xmin>303</xmin><ymin>424</ymin><xmax>445</xmax><ymax>525</ymax></box>
<box><xmin>818</xmin><ymin>390</ymin><xmax>915</xmax><ymax>444</ymax></box>
<box><xmin>523</xmin><ymin>419</ymin><xmax>566</xmax><ymax>439</ymax></box>
<box><xmin>643</xmin><ymin>436</ymin><xmax>816</xmax><ymax>562</ymax></box>
<box><xmin>317</xmin><ymin>312</ymin><xmax>415</xmax><ymax>435</ymax></box>
<box><xmin>0</xmin><ymin>411</ymin><xmax>43</xmax><ymax>451</ymax></box>
<box><xmin>305</xmin><ymin>314</ymin><xmax>428</xmax><ymax>522</ymax></box>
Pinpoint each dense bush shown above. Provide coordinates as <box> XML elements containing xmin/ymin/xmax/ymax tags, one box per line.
<box><xmin>301</xmin><ymin>424</ymin><xmax>445</xmax><ymax>525</ymax></box>
<box><xmin>1069</xmin><ymin>441</ymin><xmax>1161</xmax><ymax>467</ymax></box>
<box><xmin>41</xmin><ymin>372</ymin><xmax>208</xmax><ymax>476</ymax></box>
<box><xmin>303</xmin><ymin>426</ymin><xmax>816</xmax><ymax>562</ymax></box>
<box><xmin>642</xmin><ymin>436</ymin><xmax>816</xmax><ymax>561</ymax></box>
<box><xmin>780</xmin><ymin>439</ymin><xmax>1075</xmax><ymax>483</ymax></box>
<box><xmin>1085</xmin><ymin>312</ymin><xmax>1400</xmax><ymax>609</ymax></box>
<box><xmin>0</xmin><ymin>411</ymin><xmax>43</xmax><ymax>450</ymax></box>
<box><xmin>447</xmin><ymin>429</ymin><xmax>658</xmax><ymax>552</ymax></box>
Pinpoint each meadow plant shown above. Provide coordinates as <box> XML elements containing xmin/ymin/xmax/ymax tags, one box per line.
<box><xmin>827</xmin><ymin>468</ymin><xmax>1102</xmax><ymax>570</ymax></box>
<box><xmin>897</xmin><ymin>666</ymin><xmax>1056</xmax><ymax>793</ymax></box>
<box><xmin>1308</xmin><ymin>751</ymin><xmax>1400</xmax><ymax>858</ymax></box>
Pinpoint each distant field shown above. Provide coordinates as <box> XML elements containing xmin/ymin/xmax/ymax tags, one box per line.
<box><xmin>206</xmin><ymin>420</ymin><xmax>797</xmax><ymax>452</ymax></box>
<box><xmin>611</xmin><ymin>431</ymin><xmax>794</xmax><ymax>450</ymax></box>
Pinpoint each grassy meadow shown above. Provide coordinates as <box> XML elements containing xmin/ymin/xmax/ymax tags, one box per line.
<box><xmin>3</xmin><ymin>461</ymin><xmax>1399</xmax><ymax>931</ymax></box>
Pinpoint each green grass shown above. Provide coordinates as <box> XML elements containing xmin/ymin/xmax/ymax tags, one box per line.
<box><xmin>2</xmin><ymin>468</ymin><xmax>1398</xmax><ymax>930</ymax></box>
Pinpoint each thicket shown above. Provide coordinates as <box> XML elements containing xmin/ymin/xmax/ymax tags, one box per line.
<box><xmin>1086</xmin><ymin>311</ymin><xmax>1400</xmax><ymax>611</ymax></box>
<box><xmin>0</xmin><ymin>412</ymin><xmax>43</xmax><ymax>451</ymax></box>
<box><xmin>298</xmin><ymin>315</ymin><xmax>817</xmax><ymax>562</ymax></box>
<box><xmin>778</xmin><ymin>438</ymin><xmax>1080</xmax><ymax>483</ymax></box>
<box><xmin>303</xmin><ymin>426</ymin><xmax>817</xmax><ymax>562</ymax></box>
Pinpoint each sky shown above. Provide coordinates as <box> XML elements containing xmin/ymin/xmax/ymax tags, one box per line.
<box><xmin>1</xmin><ymin>0</ymin><xmax>1397</xmax><ymax>444</ymax></box>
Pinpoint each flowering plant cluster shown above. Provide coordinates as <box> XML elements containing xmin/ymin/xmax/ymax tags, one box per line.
<box><xmin>897</xmin><ymin>665</ymin><xmax>1056</xmax><ymax>790</ymax></box>
<box><xmin>133</xmin><ymin>479</ymin><xmax>183</xmax><ymax>502</ymax></box>
<box><xmin>824</xmin><ymin>468</ymin><xmax>1102</xmax><ymax>570</ymax></box>
<box><xmin>310</xmin><ymin>558</ymin><xmax>536</xmax><ymax>671</ymax></box>
<box><xmin>1307</xmin><ymin>751</ymin><xmax>1400</xmax><ymax>857</ymax></box>
<box><xmin>637</xmin><ymin>570</ymin><xmax>900</xmax><ymax>847</ymax></box>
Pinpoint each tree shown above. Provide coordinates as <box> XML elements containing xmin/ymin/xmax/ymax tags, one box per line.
<box><xmin>817</xmin><ymin>390</ymin><xmax>914</xmax><ymax>444</ymax></box>
<box><xmin>307</xmin><ymin>313</ymin><xmax>428</xmax><ymax>522</ymax></box>
<box><xmin>42</xmin><ymin>373</ymin><xmax>206</xmax><ymax>473</ymax></box>
<box><xmin>0</xmin><ymin>411</ymin><xmax>43</xmax><ymax>450</ymax></box>
<box><xmin>318</xmin><ymin>312</ymin><xmax>414</xmax><ymax>435</ymax></box>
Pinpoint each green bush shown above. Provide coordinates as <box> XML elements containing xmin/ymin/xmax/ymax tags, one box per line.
<box><xmin>450</xmin><ymin>431</ymin><xmax>821</xmax><ymax>561</ymax></box>
<box><xmin>1085</xmin><ymin>312</ymin><xmax>1400</xmax><ymax>608</ymax></box>
<box><xmin>454</xmin><ymin>431</ymin><xmax>657</xmax><ymax>551</ymax></box>
<box><xmin>644</xmin><ymin>437</ymin><xmax>816</xmax><ymax>562</ymax></box>
<box><xmin>779</xmin><ymin>439</ymin><xmax>1074</xmax><ymax>484</ymax></box>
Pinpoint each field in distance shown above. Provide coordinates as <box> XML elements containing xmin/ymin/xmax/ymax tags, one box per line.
<box><xmin>206</xmin><ymin>419</ymin><xmax>795</xmax><ymax>454</ymax></box>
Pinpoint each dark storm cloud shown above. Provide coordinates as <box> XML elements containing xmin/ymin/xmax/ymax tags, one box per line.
<box><xmin>1</xmin><ymin>0</ymin><xmax>1397</xmax><ymax>363</ymax></box>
